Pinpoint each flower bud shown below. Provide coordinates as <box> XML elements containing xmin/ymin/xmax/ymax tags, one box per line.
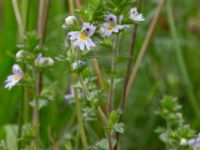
<box><xmin>65</xmin><ymin>16</ymin><xmax>77</xmax><ymax>26</ymax></box>
<box><xmin>16</xmin><ymin>50</ymin><xmax>26</xmax><ymax>60</ymax></box>
<box><xmin>180</xmin><ymin>138</ymin><xmax>187</xmax><ymax>146</ymax></box>
<box><xmin>46</xmin><ymin>57</ymin><xmax>54</xmax><ymax>66</ymax></box>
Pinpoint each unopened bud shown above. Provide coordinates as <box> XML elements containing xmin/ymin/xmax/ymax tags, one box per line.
<box><xmin>180</xmin><ymin>138</ymin><xmax>187</xmax><ymax>146</ymax></box>
<box><xmin>16</xmin><ymin>50</ymin><xmax>26</xmax><ymax>60</ymax></box>
<box><xmin>65</xmin><ymin>16</ymin><xmax>77</xmax><ymax>26</ymax></box>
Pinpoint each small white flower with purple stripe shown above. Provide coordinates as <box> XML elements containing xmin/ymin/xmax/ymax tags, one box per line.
<box><xmin>5</xmin><ymin>64</ymin><xmax>24</xmax><ymax>90</ymax></box>
<box><xmin>129</xmin><ymin>7</ymin><xmax>145</xmax><ymax>22</ymax></box>
<box><xmin>68</xmin><ymin>23</ymin><xmax>96</xmax><ymax>50</ymax></box>
<box><xmin>188</xmin><ymin>134</ymin><xmax>200</xmax><ymax>150</ymax></box>
<box><xmin>100</xmin><ymin>14</ymin><xmax>126</xmax><ymax>37</ymax></box>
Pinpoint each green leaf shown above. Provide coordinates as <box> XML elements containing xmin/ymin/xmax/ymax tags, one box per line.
<box><xmin>113</xmin><ymin>123</ymin><xmax>125</xmax><ymax>133</ymax></box>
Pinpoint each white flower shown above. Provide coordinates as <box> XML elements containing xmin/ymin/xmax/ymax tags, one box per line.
<box><xmin>35</xmin><ymin>53</ymin><xmax>54</xmax><ymax>67</ymax></box>
<box><xmin>129</xmin><ymin>7</ymin><xmax>145</xmax><ymax>22</ymax></box>
<box><xmin>188</xmin><ymin>134</ymin><xmax>200</xmax><ymax>150</ymax></box>
<box><xmin>100</xmin><ymin>14</ymin><xmax>127</xmax><ymax>37</ymax></box>
<box><xmin>68</xmin><ymin>23</ymin><xmax>96</xmax><ymax>50</ymax></box>
<box><xmin>5</xmin><ymin>64</ymin><xmax>24</xmax><ymax>90</ymax></box>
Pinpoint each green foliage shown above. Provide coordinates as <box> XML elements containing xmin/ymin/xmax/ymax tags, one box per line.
<box><xmin>155</xmin><ymin>96</ymin><xmax>196</xmax><ymax>150</ymax></box>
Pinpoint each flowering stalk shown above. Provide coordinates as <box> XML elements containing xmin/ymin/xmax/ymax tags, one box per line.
<box><xmin>119</xmin><ymin>0</ymin><xmax>143</xmax><ymax>114</ymax></box>
<box><xmin>126</xmin><ymin>0</ymin><xmax>165</xmax><ymax>99</ymax></box>
<box><xmin>75</xmin><ymin>0</ymin><xmax>106</xmax><ymax>90</ymax></box>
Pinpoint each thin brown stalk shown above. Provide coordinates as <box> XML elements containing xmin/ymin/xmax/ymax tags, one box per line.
<box><xmin>37</xmin><ymin>0</ymin><xmax>50</xmax><ymax>43</ymax></box>
<box><xmin>114</xmin><ymin>1</ymin><xmax>165</xmax><ymax>150</ymax></box>
<box><xmin>32</xmin><ymin>0</ymin><xmax>50</xmax><ymax>145</ymax></box>
<box><xmin>115</xmin><ymin>1</ymin><xmax>143</xmax><ymax>149</ymax></box>
<box><xmin>126</xmin><ymin>0</ymin><xmax>166</xmax><ymax>99</ymax></box>
<box><xmin>76</xmin><ymin>0</ymin><xmax>81</xmax><ymax>9</ymax></box>
<box><xmin>119</xmin><ymin>0</ymin><xmax>143</xmax><ymax>111</ymax></box>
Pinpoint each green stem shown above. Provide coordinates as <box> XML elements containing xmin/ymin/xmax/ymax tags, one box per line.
<box><xmin>71</xmin><ymin>73</ymin><xmax>88</xmax><ymax>150</ymax></box>
<box><xmin>21</xmin><ymin>0</ymin><xmax>30</xmax><ymax>31</ymax></box>
<box><xmin>68</xmin><ymin>0</ymin><xmax>74</xmax><ymax>14</ymax></box>
<box><xmin>32</xmin><ymin>71</ymin><xmax>41</xmax><ymax>145</ymax></box>
<box><xmin>18</xmin><ymin>85</ymin><xmax>24</xmax><ymax>150</ymax></box>
<box><xmin>108</xmin><ymin>34</ymin><xmax>120</xmax><ymax>112</ymax></box>
<box><xmin>167</xmin><ymin>0</ymin><xmax>200</xmax><ymax>120</ymax></box>
<box><xmin>23</xmin><ymin>84</ymin><xmax>28</xmax><ymax>123</ymax></box>
<box><xmin>98</xmin><ymin>108</ymin><xmax>113</xmax><ymax>150</ymax></box>
<box><xmin>70</xmin><ymin>45</ymin><xmax>88</xmax><ymax>150</ymax></box>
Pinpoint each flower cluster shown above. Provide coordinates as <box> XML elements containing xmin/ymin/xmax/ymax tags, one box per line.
<box><xmin>65</xmin><ymin>7</ymin><xmax>145</xmax><ymax>51</ymax></box>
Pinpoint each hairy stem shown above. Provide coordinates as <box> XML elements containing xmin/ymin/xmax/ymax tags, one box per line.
<box><xmin>167</xmin><ymin>0</ymin><xmax>200</xmax><ymax>119</ymax></box>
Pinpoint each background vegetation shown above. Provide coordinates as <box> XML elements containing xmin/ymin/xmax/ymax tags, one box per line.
<box><xmin>0</xmin><ymin>0</ymin><xmax>200</xmax><ymax>149</ymax></box>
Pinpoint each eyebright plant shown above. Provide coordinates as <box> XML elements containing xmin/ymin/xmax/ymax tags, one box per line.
<box><xmin>61</xmin><ymin>0</ymin><xmax>146</xmax><ymax>149</ymax></box>
<box><xmin>5</xmin><ymin>0</ymin><xmax>147</xmax><ymax>149</ymax></box>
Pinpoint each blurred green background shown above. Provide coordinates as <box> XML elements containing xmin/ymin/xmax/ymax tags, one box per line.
<box><xmin>0</xmin><ymin>0</ymin><xmax>200</xmax><ymax>149</ymax></box>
